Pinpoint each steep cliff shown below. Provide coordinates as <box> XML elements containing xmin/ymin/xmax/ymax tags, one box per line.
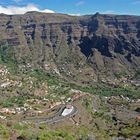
<box><xmin>0</xmin><ymin>12</ymin><xmax>140</xmax><ymax>83</ymax></box>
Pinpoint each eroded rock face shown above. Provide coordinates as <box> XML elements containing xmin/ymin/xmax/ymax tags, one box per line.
<box><xmin>0</xmin><ymin>12</ymin><xmax>140</xmax><ymax>82</ymax></box>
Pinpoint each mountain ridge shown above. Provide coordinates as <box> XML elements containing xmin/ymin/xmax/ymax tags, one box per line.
<box><xmin>0</xmin><ymin>12</ymin><xmax>140</xmax><ymax>84</ymax></box>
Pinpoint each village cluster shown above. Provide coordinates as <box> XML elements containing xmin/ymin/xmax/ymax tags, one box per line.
<box><xmin>0</xmin><ymin>89</ymin><xmax>88</xmax><ymax>121</ymax></box>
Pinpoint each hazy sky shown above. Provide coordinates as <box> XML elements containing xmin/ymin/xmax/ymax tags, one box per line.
<box><xmin>0</xmin><ymin>0</ymin><xmax>140</xmax><ymax>15</ymax></box>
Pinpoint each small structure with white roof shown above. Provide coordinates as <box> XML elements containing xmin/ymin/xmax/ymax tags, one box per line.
<box><xmin>61</xmin><ymin>105</ymin><xmax>74</xmax><ymax>117</ymax></box>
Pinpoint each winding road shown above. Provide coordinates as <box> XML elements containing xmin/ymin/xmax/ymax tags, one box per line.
<box><xmin>23</xmin><ymin>105</ymin><xmax>78</xmax><ymax>124</ymax></box>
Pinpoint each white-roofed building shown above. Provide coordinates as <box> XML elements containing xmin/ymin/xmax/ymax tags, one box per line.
<box><xmin>61</xmin><ymin>105</ymin><xmax>74</xmax><ymax>117</ymax></box>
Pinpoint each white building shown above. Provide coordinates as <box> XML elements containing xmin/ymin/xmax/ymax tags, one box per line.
<box><xmin>61</xmin><ymin>105</ymin><xmax>74</xmax><ymax>117</ymax></box>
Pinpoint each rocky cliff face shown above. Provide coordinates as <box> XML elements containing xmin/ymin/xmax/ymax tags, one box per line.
<box><xmin>0</xmin><ymin>12</ymin><xmax>140</xmax><ymax>83</ymax></box>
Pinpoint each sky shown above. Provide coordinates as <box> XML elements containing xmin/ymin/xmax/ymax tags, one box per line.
<box><xmin>0</xmin><ymin>0</ymin><xmax>140</xmax><ymax>15</ymax></box>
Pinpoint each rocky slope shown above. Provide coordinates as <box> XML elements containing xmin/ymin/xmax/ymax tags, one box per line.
<box><xmin>0</xmin><ymin>12</ymin><xmax>140</xmax><ymax>84</ymax></box>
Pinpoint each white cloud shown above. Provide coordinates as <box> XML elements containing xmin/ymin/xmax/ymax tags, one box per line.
<box><xmin>68</xmin><ymin>13</ymin><xmax>81</xmax><ymax>16</ymax></box>
<box><xmin>0</xmin><ymin>4</ymin><xmax>55</xmax><ymax>15</ymax></box>
<box><xmin>76</xmin><ymin>1</ymin><xmax>85</xmax><ymax>6</ymax></box>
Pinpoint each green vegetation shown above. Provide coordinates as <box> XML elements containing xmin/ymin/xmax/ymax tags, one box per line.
<box><xmin>43</xmin><ymin>74</ymin><xmax>140</xmax><ymax>99</ymax></box>
<box><xmin>0</xmin><ymin>44</ymin><xmax>139</xmax><ymax>99</ymax></box>
<box><xmin>37</xmin><ymin>130</ymin><xmax>76</xmax><ymax>140</ymax></box>
<box><xmin>0</xmin><ymin>124</ymin><xmax>10</xmax><ymax>139</ymax></box>
<box><xmin>114</xmin><ymin>71</ymin><xmax>128</xmax><ymax>79</ymax></box>
<box><xmin>0</xmin><ymin>44</ymin><xmax>140</xmax><ymax>140</ymax></box>
<box><xmin>2</xmin><ymin>94</ymin><xmax>34</xmax><ymax>107</ymax></box>
<box><xmin>121</xmin><ymin>125</ymin><xmax>140</xmax><ymax>138</ymax></box>
<box><xmin>9</xmin><ymin>123</ymin><xmax>96</xmax><ymax>140</ymax></box>
<box><xmin>12</xmin><ymin>123</ymin><xmax>29</xmax><ymax>130</ymax></box>
<box><xmin>69</xmin><ymin>83</ymin><xmax>140</xmax><ymax>99</ymax></box>
<box><xmin>134</xmin><ymin>69</ymin><xmax>140</xmax><ymax>78</ymax></box>
<box><xmin>29</xmin><ymin>68</ymin><xmax>48</xmax><ymax>82</ymax></box>
<box><xmin>0</xmin><ymin>45</ymin><xmax>18</xmax><ymax>74</ymax></box>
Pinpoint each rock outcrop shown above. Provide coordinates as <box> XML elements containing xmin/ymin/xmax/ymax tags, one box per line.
<box><xmin>0</xmin><ymin>12</ymin><xmax>140</xmax><ymax>83</ymax></box>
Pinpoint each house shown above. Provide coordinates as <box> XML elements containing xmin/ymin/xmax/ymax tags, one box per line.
<box><xmin>66</xmin><ymin>97</ymin><xmax>72</xmax><ymax>103</ymax></box>
<box><xmin>0</xmin><ymin>115</ymin><xmax>6</xmax><ymax>120</ymax></box>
